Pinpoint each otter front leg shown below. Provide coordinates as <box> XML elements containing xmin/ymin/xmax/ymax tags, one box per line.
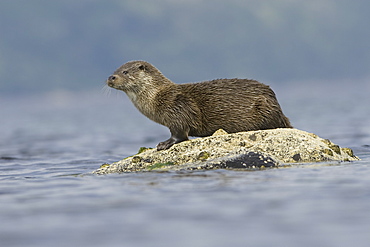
<box><xmin>156</xmin><ymin>128</ymin><xmax>189</xmax><ymax>151</ymax></box>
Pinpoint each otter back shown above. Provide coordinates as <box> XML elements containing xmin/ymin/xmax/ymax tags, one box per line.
<box><xmin>157</xmin><ymin>78</ymin><xmax>292</xmax><ymax>137</ymax></box>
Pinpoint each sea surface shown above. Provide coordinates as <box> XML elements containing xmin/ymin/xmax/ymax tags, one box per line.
<box><xmin>1</xmin><ymin>81</ymin><xmax>370</xmax><ymax>247</ymax></box>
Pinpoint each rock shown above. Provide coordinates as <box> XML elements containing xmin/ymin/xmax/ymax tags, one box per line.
<box><xmin>92</xmin><ymin>128</ymin><xmax>359</xmax><ymax>174</ymax></box>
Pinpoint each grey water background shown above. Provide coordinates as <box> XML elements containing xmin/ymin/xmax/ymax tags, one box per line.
<box><xmin>1</xmin><ymin>1</ymin><xmax>370</xmax><ymax>247</ymax></box>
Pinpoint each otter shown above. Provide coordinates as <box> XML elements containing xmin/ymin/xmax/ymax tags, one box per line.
<box><xmin>106</xmin><ymin>61</ymin><xmax>292</xmax><ymax>150</ymax></box>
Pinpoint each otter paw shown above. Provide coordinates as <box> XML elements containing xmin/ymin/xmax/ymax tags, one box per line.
<box><xmin>156</xmin><ymin>140</ymin><xmax>174</xmax><ymax>151</ymax></box>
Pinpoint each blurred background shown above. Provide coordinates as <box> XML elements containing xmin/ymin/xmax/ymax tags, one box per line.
<box><xmin>0</xmin><ymin>0</ymin><xmax>369</xmax><ymax>94</ymax></box>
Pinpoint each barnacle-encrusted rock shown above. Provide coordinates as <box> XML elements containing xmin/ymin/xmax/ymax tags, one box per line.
<box><xmin>93</xmin><ymin>128</ymin><xmax>359</xmax><ymax>174</ymax></box>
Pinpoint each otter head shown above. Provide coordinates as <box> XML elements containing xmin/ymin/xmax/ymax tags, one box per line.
<box><xmin>106</xmin><ymin>61</ymin><xmax>153</xmax><ymax>93</ymax></box>
<box><xmin>106</xmin><ymin>60</ymin><xmax>172</xmax><ymax>103</ymax></box>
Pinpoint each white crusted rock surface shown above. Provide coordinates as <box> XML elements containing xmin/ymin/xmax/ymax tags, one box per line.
<box><xmin>93</xmin><ymin>128</ymin><xmax>359</xmax><ymax>174</ymax></box>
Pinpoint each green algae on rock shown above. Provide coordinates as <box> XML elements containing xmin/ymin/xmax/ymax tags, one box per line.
<box><xmin>93</xmin><ymin>128</ymin><xmax>359</xmax><ymax>174</ymax></box>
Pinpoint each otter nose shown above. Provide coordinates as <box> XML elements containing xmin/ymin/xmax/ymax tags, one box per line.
<box><xmin>108</xmin><ymin>75</ymin><xmax>116</xmax><ymax>81</ymax></box>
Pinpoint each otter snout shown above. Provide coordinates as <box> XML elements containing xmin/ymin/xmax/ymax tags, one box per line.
<box><xmin>106</xmin><ymin>75</ymin><xmax>117</xmax><ymax>87</ymax></box>
<box><xmin>108</xmin><ymin>75</ymin><xmax>116</xmax><ymax>81</ymax></box>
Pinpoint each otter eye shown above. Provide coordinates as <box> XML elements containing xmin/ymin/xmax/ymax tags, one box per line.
<box><xmin>122</xmin><ymin>71</ymin><xmax>128</xmax><ymax>75</ymax></box>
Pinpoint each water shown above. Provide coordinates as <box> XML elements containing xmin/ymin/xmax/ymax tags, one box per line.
<box><xmin>1</xmin><ymin>82</ymin><xmax>370</xmax><ymax>247</ymax></box>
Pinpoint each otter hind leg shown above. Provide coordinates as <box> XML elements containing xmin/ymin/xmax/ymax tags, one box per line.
<box><xmin>156</xmin><ymin>128</ymin><xmax>189</xmax><ymax>150</ymax></box>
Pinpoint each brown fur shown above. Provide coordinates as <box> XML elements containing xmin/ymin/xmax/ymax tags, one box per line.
<box><xmin>107</xmin><ymin>61</ymin><xmax>292</xmax><ymax>150</ymax></box>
